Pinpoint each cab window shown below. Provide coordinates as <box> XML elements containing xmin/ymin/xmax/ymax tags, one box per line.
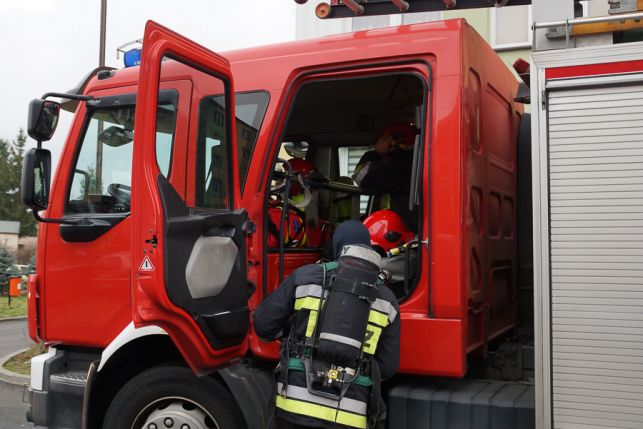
<box><xmin>65</xmin><ymin>92</ymin><xmax>178</xmax><ymax>214</ymax></box>
<box><xmin>235</xmin><ymin>91</ymin><xmax>269</xmax><ymax>189</ymax></box>
<box><xmin>194</xmin><ymin>91</ymin><xmax>269</xmax><ymax>208</ymax></box>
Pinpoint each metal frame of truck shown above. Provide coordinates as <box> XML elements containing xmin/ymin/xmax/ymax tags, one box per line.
<box><xmin>532</xmin><ymin>38</ymin><xmax>643</xmax><ymax>429</ymax></box>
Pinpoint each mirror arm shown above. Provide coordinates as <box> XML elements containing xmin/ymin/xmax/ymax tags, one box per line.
<box><xmin>41</xmin><ymin>92</ymin><xmax>95</xmax><ymax>102</ymax></box>
<box><xmin>32</xmin><ymin>210</ymin><xmax>79</xmax><ymax>225</ymax></box>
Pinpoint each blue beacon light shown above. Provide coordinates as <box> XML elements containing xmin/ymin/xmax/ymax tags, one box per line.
<box><xmin>123</xmin><ymin>48</ymin><xmax>142</xmax><ymax>68</ymax></box>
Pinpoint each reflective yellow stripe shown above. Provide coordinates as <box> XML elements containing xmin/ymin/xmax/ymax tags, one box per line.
<box><xmin>296</xmin><ymin>298</ymin><xmax>390</xmax><ymax>354</ymax></box>
<box><xmin>306</xmin><ymin>310</ymin><xmax>318</xmax><ymax>338</ymax></box>
<box><xmin>368</xmin><ymin>309</ymin><xmax>390</xmax><ymax>328</ymax></box>
<box><xmin>294</xmin><ymin>296</ymin><xmax>321</xmax><ymax>311</ymax></box>
<box><xmin>276</xmin><ymin>395</ymin><xmax>367</xmax><ymax>429</ymax></box>
<box><xmin>362</xmin><ymin>323</ymin><xmax>382</xmax><ymax>355</ymax></box>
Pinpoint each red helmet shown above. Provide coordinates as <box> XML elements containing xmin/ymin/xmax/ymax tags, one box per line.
<box><xmin>287</xmin><ymin>157</ymin><xmax>317</xmax><ymax>197</ymax></box>
<box><xmin>268</xmin><ymin>206</ymin><xmax>307</xmax><ymax>248</ymax></box>
<box><xmin>380</xmin><ymin>122</ymin><xmax>418</xmax><ymax>149</ymax></box>
<box><xmin>288</xmin><ymin>157</ymin><xmax>317</xmax><ymax>177</ymax></box>
<box><xmin>363</xmin><ymin>210</ymin><xmax>413</xmax><ymax>252</ymax></box>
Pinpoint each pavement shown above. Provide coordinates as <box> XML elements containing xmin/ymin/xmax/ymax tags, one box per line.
<box><xmin>0</xmin><ymin>318</ymin><xmax>32</xmax><ymax>360</ymax></box>
<box><xmin>0</xmin><ymin>318</ymin><xmax>35</xmax><ymax>428</ymax></box>
<box><xmin>0</xmin><ymin>382</ymin><xmax>33</xmax><ymax>428</ymax></box>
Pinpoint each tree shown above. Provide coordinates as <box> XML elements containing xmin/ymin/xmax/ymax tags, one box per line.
<box><xmin>0</xmin><ymin>244</ymin><xmax>16</xmax><ymax>295</ymax></box>
<box><xmin>27</xmin><ymin>254</ymin><xmax>36</xmax><ymax>274</ymax></box>
<box><xmin>0</xmin><ymin>137</ymin><xmax>12</xmax><ymax>220</ymax></box>
<box><xmin>0</xmin><ymin>129</ymin><xmax>37</xmax><ymax>236</ymax></box>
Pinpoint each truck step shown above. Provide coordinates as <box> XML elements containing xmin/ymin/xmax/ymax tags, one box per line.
<box><xmin>49</xmin><ymin>370</ymin><xmax>88</xmax><ymax>396</ymax></box>
<box><xmin>51</xmin><ymin>371</ymin><xmax>88</xmax><ymax>386</ymax></box>
<box><xmin>388</xmin><ymin>378</ymin><xmax>535</xmax><ymax>429</ymax></box>
<box><xmin>28</xmin><ymin>348</ymin><xmax>98</xmax><ymax>428</ymax></box>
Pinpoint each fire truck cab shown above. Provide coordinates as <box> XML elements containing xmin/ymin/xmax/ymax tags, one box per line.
<box><xmin>23</xmin><ymin>19</ymin><xmax>527</xmax><ymax>429</ymax></box>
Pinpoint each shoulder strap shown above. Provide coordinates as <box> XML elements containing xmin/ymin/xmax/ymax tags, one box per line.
<box><xmin>320</xmin><ymin>260</ymin><xmax>339</xmax><ymax>272</ymax></box>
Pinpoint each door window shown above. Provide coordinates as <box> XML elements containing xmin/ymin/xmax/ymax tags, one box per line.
<box><xmin>156</xmin><ymin>102</ymin><xmax>177</xmax><ymax>177</ymax></box>
<box><xmin>66</xmin><ymin>93</ymin><xmax>177</xmax><ymax>214</ymax></box>
<box><xmin>195</xmin><ymin>93</ymin><xmax>230</xmax><ymax>209</ymax></box>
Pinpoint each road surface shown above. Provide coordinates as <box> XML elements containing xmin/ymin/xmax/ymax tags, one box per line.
<box><xmin>0</xmin><ymin>382</ymin><xmax>32</xmax><ymax>428</ymax></box>
<box><xmin>0</xmin><ymin>319</ymin><xmax>32</xmax><ymax>356</ymax></box>
<box><xmin>0</xmin><ymin>319</ymin><xmax>34</xmax><ymax>428</ymax></box>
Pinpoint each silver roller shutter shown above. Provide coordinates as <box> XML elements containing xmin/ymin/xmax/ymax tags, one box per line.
<box><xmin>548</xmin><ymin>82</ymin><xmax>643</xmax><ymax>429</ymax></box>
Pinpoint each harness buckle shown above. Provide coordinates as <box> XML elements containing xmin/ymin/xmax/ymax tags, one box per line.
<box><xmin>326</xmin><ymin>368</ymin><xmax>339</xmax><ymax>382</ymax></box>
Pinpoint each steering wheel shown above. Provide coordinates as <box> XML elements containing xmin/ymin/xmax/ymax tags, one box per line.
<box><xmin>107</xmin><ymin>183</ymin><xmax>132</xmax><ymax>208</ymax></box>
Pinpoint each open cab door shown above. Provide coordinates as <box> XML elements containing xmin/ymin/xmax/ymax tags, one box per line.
<box><xmin>132</xmin><ymin>21</ymin><xmax>249</xmax><ymax>371</ymax></box>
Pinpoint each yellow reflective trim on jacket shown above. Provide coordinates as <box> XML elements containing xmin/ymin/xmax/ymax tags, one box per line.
<box><xmin>306</xmin><ymin>310</ymin><xmax>318</xmax><ymax>338</ymax></box>
<box><xmin>368</xmin><ymin>309</ymin><xmax>390</xmax><ymax>328</ymax></box>
<box><xmin>276</xmin><ymin>395</ymin><xmax>367</xmax><ymax>429</ymax></box>
<box><xmin>362</xmin><ymin>323</ymin><xmax>382</xmax><ymax>355</ymax></box>
<box><xmin>294</xmin><ymin>296</ymin><xmax>321</xmax><ymax>311</ymax></box>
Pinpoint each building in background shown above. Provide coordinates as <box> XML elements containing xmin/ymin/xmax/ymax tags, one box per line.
<box><xmin>17</xmin><ymin>236</ymin><xmax>37</xmax><ymax>264</ymax></box>
<box><xmin>0</xmin><ymin>221</ymin><xmax>20</xmax><ymax>252</ymax></box>
<box><xmin>296</xmin><ymin>1</ymin><xmax>607</xmax><ymax>77</ymax></box>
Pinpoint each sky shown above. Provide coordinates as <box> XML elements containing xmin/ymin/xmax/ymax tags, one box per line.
<box><xmin>0</xmin><ymin>0</ymin><xmax>297</xmax><ymax>165</ymax></box>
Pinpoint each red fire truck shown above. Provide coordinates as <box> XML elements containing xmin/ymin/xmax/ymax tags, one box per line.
<box><xmin>22</xmin><ymin>17</ymin><xmax>532</xmax><ymax>428</ymax></box>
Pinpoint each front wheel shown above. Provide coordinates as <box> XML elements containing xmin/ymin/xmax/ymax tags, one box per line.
<box><xmin>102</xmin><ymin>365</ymin><xmax>246</xmax><ymax>429</ymax></box>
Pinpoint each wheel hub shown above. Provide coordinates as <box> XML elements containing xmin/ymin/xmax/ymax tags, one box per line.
<box><xmin>139</xmin><ymin>398</ymin><xmax>219</xmax><ymax>429</ymax></box>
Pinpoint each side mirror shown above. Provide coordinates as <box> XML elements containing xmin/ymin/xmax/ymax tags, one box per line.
<box><xmin>28</xmin><ymin>99</ymin><xmax>60</xmax><ymax>142</ymax></box>
<box><xmin>21</xmin><ymin>148</ymin><xmax>51</xmax><ymax>211</ymax></box>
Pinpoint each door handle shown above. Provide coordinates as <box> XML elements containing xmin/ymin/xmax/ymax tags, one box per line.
<box><xmin>59</xmin><ymin>218</ymin><xmax>116</xmax><ymax>242</ymax></box>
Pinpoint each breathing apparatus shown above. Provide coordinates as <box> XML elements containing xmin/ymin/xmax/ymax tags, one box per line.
<box><xmin>301</xmin><ymin>244</ymin><xmax>382</xmax><ymax>400</ymax></box>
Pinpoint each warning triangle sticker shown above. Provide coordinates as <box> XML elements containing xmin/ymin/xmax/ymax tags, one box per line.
<box><xmin>139</xmin><ymin>255</ymin><xmax>155</xmax><ymax>272</ymax></box>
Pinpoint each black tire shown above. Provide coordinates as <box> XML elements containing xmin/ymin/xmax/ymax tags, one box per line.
<box><xmin>102</xmin><ymin>365</ymin><xmax>246</xmax><ymax>429</ymax></box>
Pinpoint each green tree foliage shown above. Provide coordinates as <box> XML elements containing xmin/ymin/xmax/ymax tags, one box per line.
<box><xmin>0</xmin><ymin>244</ymin><xmax>16</xmax><ymax>294</ymax></box>
<box><xmin>0</xmin><ymin>129</ymin><xmax>37</xmax><ymax>236</ymax></box>
<box><xmin>27</xmin><ymin>254</ymin><xmax>36</xmax><ymax>274</ymax></box>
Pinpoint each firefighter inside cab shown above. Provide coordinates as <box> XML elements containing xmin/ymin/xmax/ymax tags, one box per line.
<box><xmin>355</xmin><ymin>123</ymin><xmax>420</xmax><ymax>295</ymax></box>
<box><xmin>254</xmin><ymin>220</ymin><xmax>401</xmax><ymax>429</ymax></box>
<box><xmin>353</xmin><ymin>123</ymin><xmax>419</xmax><ymax>231</ymax></box>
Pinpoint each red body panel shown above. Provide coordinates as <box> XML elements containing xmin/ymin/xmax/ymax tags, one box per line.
<box><xmin>35</xmin><ymin>19</ymin><xmax>520</xmax><ymax>377</ymax></box>
<box><xmin>461</xmin><ymin>25</ymin><xmax>520</xmax><ymax>353</ymax></box>
<box><xmin>27</xmin><ymin>274</ymin><xmax>39</xmax><ymax>341</ymax></box>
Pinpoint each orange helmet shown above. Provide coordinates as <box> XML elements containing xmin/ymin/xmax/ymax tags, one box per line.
<box><xmin>363</xmin><ymin>210</ymin><xmax>413</xmax><ymax>253</ymax></box>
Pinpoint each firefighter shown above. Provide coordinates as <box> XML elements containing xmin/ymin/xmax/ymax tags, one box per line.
<box><xmin>254</xmin><ymin>220</ymin><xmax>401</xmax><ymax>429</ymax></box>
<box><xmin>353</xmin><ymin>123</ymin><xmax>418</xmax><ymax>231</ymax></box>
